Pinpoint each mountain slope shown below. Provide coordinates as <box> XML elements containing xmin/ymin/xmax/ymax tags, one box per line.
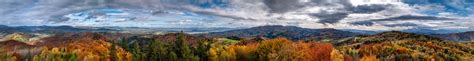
<box><xmin>205</xmin><ymin>25</ymin><xmax>362</xmax><ymax>41</ymax></box>
<box><xmin>431</xmin><ymin>31</ymin><xmax>474</xmax><ymax>42</ymax></box>
<box><xmin>336</xmin><ymin>31</ymin><xmax>474</xmax><ymax>60</ymax></box>
<box><xmin>335</xmin><ymin>31</ymin><xmax>444</xmax><ymax>46</ymax></box>
<box><xmin>0</xmin><ymin>40</ymin><xmax>35</xmax><ymax>51</ymax></box>
<box><xmin>35</xmin><ymin>32</ymin><xmax>109</xmax><ymax>47</ymax></box>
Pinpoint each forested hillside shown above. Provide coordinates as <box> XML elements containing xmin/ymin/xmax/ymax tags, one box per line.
<box><xmin>1</xmin><ymin>31</ymin><xmax>473</xmax><ymax>61</ymax></box>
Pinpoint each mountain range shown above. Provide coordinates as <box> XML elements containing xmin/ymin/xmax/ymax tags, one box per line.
<box><xmin>204</xmin><ymin>25</ymin><xmax>363</xmax><ymax>41</ymax></box>
<box><xmin>0</xmin><ymin>25</ymin><xmax>115</xmax><ymax>33</ymax></box>
<box><xmin>1</xmin><ymin>25</ymin><xmax>473</xmax><ymax>60</ymax></box>
<box><xmin>0</xmin><ymin>25</ymin><xmax>473</xmax><ymax>42</ymax></box>
<box><xmin>205</xmin><ymin>25</ymin><xmax>474</xmax><ymax>42</ymax></box>
<box><xmin>432</xmin><ymin>31</ymin><xmax>474</xmax><ymax>42</ymax></box>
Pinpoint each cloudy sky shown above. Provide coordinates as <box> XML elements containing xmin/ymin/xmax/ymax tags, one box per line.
<box><xmin>0</xmin><ymin>0</ymin><xmax>473</xmax><ymax>33</ymax></box>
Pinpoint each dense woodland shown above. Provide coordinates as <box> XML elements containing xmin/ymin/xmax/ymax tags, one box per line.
<box><xmin>0</xmin><ymin>31</ymin><xmax>473</xmax><ymax>61</ymax></box>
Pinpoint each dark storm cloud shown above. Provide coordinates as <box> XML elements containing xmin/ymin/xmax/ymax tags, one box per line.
<box><xmin>192</xmin><ymin>11</ymin><xmax>257</xmax><ymax>20</ymax></box>
<box><xmin>262</xmin><ymin>0</ymin><xmax>353</xmax><ymax>13</ymax></box>
<box><xmin>0</xmin><ymin>0</ymin><xmax>403</xmax><ymax>25</ymax></box>
<box><xmin>262</xmin><ymin>0</ymin><xmax>403</xmax><ymax>24</ymax></box>
<box><xmin>384</xmin><ymin>23</ymin><xmax>419</xmax><ymax>27</ymax></box>
<box><xmin>308</xmin><ymin>4</ymin><xmax>391</xmax><ymax>24</ymax></box>
<box><xmin>370</xmin><ymin>15</ymin><xmax>454</xmax><ymax>21</ymax></box>
<box><xmin>349</xmin><ymin>4</ymin><xmax>389</xmax><ymax>13</ymax></box>
<box><xmin>0</xmin><ymin>0</ymin><xmax>171</xmax><ymax>23</ymax></box>
<box><xmin>350</xmin><ymin>21</ymin><xmax>375</xmax><ymax>26</ymax></box>
<box><xmin>350</xmin><ymin>15</ymin><xmax>455</xmax><ymax>26</ymax></box>
<box><xmin>263</xmin><ymin>0</ymin><xmax>390</xmax><ymax>14</ymax></box>
<box><xmin>0</xmin><ymin>0</ymin><xmax>116</xmax><ymax>25</ymax></box>
<box><xmin>308</xmin><ymin>4</ymin><xmax>394</xmax><ymax>24</ymax></box>
<box><xmin>263</xmin><ymin>0</ymin><xmax>302</xmax><ymax>13</ymax></box>
<box><xmin>310</xmin><ymin>13</ymin><xmax>349</xmax><ymax>24</ymax></box>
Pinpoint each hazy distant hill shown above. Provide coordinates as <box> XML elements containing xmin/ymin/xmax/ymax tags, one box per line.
<box><xmin>335</xmin><ymin>31</ymin><xmax>444</xmax><ymax>46</ymax></box>
<box><xmin>205</xmin><ymin>25</ymin><xmax>363</xmax><ymax>41</ymax></box>
<box><xmin>341</xmin><ymin>28</ymin><xmax>474</xmax><ymax>42</ymax></box>
<box><xmin>3</xmin><ymin>25</ymin><xmax>474</xmax><ymax>42</ymax></box>
<box><xmin>431</xmin><ymin>31</ymin><xmax>474</xmax><ymax>42</ymax></box>
<box><xmin>0</xmin><ymin>25</ymin><xmax>115</xmax><ymax>33</ymax></box>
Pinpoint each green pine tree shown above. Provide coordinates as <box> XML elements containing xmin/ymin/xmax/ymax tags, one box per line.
<box><xmin>132</xmin><ymin>42</ymin><xmax>143</xmax><ymax>61</ymax></box>
<box><xmin>174</xmin><ymin>32</ymin><xmax>199</xmax><ymax>61</ymax></box>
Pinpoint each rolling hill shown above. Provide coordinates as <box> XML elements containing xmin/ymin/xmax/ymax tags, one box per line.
<box><xmin>431</xmin><ymin>31</ymin><xmax>474</xmax><ymax>42</ymax></box>
<box><xmin>205</xmin><ymin>25</ymin><xmax>363</xmax><ymax>41</ymax></box>
<box><xmin>335</xmin><ymin>31</ymin><xmax>474</xmax><ymax>60</ymax></box>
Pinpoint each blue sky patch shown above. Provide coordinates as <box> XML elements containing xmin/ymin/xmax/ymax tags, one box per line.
<box><xmin>187</xmin><ymin>0</ymin><xmax>229</xmax><ymax>8</ymax></box>
<box><xmin>403</xmin><ymin>0</ymin><xmax>474</xmax><ymax>16</ymax></box>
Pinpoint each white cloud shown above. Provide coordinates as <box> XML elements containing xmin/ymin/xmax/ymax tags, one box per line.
<box><xmin>350</xmin><ymin>0</ymin><xmax>403</xmax><ymax>6</ymax></box>
<box><xmin>0</xmin><ymin>0</ymin><xmax>472</xmax><ymax>32</ymax></box>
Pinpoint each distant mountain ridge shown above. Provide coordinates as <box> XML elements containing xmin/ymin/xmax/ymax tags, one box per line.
<box><xmin>0</xmin><ymin>25</ymin><xmax>238</xmax><ymax>34</ymax></box>
<box><xmin>367</xmin><ymin>31</ymin><xmax>443</xmax><ymax>41</ymax></box>
<box><xmin>432</xmin><ymin>31</ymin><xmax>474</xmax><ymax>42</ymax></box>
<box><xmin>335</xmin><ymin>31</ymin><xmax>445</xmax><ymax>45</ymax></box>
<box><xmin>205</xmin><ymin>25</ymin><xmax>363</xmax><ymax>41</ymax></box>
<box><xmin>1</xmin><ymin>25</ymin><xmax>474</xmax><ymax>42</ymax></box>
<box><xmin>0</xmin><ymin>25</ymin><xmax>115</xmax><ymax>33</ymax></box>
<box><xmin>204</xmin><ymin>25</ymin><xmax>474</xmax><ymax>42</ymax></box>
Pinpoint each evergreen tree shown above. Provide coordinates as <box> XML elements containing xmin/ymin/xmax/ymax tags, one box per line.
<box><xmin>118</xmin><ymin>38</ymin><xmax>130</xmax><ymax>51</ymax></box>
<box><xmin>196</xmin><ymin>39</ymin><xmax>212</xmax><ymax>61</ymax></box>
<box><xmin>174</xmin><ymin>32</ymin><xmax>199</xmax><ymax>61</ymax></box>
<box><xmin>110</xmin><ymin>40</ymin><xmax>117</xmax><ymax>61</ymax></box>
<box><xmin>132</xmin><ymin>42</ymin><xmax>143</xmax><ymax>61</ymax></box>
<box><xmin>148</xmin><ymin>40</ymin><xmax>160</xmax><ymax>61</ymax></box>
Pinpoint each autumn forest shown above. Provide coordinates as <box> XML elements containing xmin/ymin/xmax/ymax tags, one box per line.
<box><xmin>1</xmin><ymin>30</ymin><xmax>473</xmax><ymax>61</ymax></box>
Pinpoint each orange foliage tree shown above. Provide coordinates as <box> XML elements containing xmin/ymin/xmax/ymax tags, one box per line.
<box><xmin>208</xmin><ymin>37</ymin><xmax>313</xmax><ymax>61</ymax></box>
<box><xmin>64</xmin><ymin>40</ymin><xmax>132</xmax><ymax>61</ymax></box>
<box><xmin>304</xmin><ymin>42</ymin><xmax>335</xmax><ymax>61</ymax></box>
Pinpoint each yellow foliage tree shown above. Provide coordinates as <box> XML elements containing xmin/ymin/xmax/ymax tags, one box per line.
<box><xmin>31</xmin><ymin>39</ymin><xmax>132</xmax><ymax>61</ymax></box>
<box><xmin>208</xmin><ymin>47</ymin><xmax>219</xmax><ymax>61</ymax></box>
<box><xmin>0</xmin><ymin>51</ymin><xmax>17</xmax><ymax>61</ymax></box>
<box><xmin>331</xmin><ymin>49</ymin><xmax>344</xmax><ymax>61</ymax></box>
<box><xmin>256</xmin><ymin>37</ymin><xmax>292</xmax><ymax>61</ymax></box>
<box><xmin>64</xmin><ymin>40</ymin><xmax>132</xmax><ymax>61</ymax></box>
<box><xmin>360</xmin><ymin>55</ymin><xmax>379</xmax><ymax>61</ymax></box>
<box><xmin>208</xmin><ymin>44</ymin><xmax>238</xmax><ymax>61</ymax></box>
<box><xmin>33</xmin><ymin>47</ymin><xmax>78</xmax><ymax>61</ymax></box>
<box><xmin>233</xmin><ymin>43</ymin><xmax>259</xmax><ymax>60</ymax></box>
